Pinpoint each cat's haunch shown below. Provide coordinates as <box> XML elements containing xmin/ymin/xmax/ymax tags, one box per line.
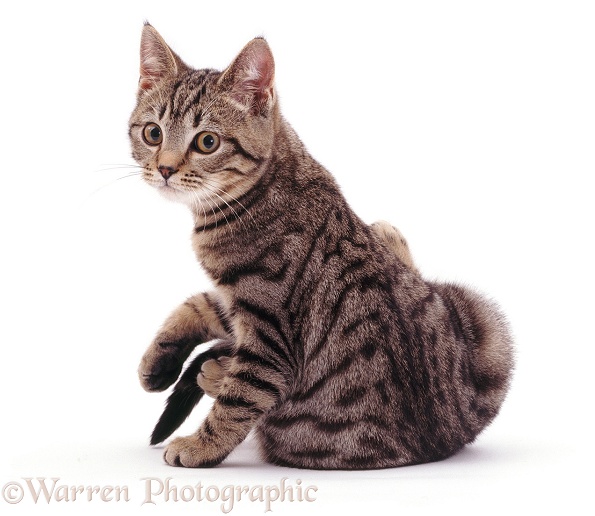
<box><xmin>130</xmin><ymin>24</ymin><xmax>514</xmax><ymax>470</ymax></box>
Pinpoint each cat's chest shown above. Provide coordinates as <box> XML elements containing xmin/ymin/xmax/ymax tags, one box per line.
<box><xmin>191</xmin><ymin>229</ymin><xmax>306</xmax><ymax>293</ymax></box>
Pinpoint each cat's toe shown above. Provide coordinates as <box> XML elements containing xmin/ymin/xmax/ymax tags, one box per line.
<box><xmin>164</xmin><ymin>437</ymin><xmax>198</xmax><ymax>467</ymax></box>
<box><xmin>163</xmin><ymin>436</ymin><xmax>222</xmax><ymax>468</ymax></box>
<box><xmin>371</xmin><ymin>220</ymin><xmax>418</xmax><ymax>273</ymax></box>
<box><xmin>138</xmin><ymin>354</ymin><xmax>182</xmax><ymax>392</ymax></box>
<box><xmin>197</xmin><ymin>358</ymin><xmax>227</xmax><ymax>398</ymax></box>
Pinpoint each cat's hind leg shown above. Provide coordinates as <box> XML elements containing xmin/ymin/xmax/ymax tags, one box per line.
<box><xmin>371</xmin><ymin>220</ymin><xmax>419</xmax><ymax>273</ymax></box>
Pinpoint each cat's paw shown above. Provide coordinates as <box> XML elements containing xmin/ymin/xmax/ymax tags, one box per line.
<box><xmin>197</xmin><ymin>357</ymin><xmax>230</xmax><ymax>398</ymax></box>
<box><xmin>163</xmin><ymin>435</ymin><xmax>224</xmax><ymax>468</ymax></box>
<box><xmin>371</xmin><ymin>220</ymin><xmax>418</xmax><ymax>273</ymax></box>
<box><xmin>138</xmin><ymin>339</ymin><xmax>184</xmax><ymax>392</ymax></box>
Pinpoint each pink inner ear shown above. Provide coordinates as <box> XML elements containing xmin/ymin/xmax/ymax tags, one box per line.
<box><xmin>243</xmin><ymin>49</ymin><xmax>274</xmax><ymax>92</ymax></box>
<box><xmin>139</xmin><ymin>60</ymin><xmax>162</xmax><ymax>90</ymax></box>
<box><xmin>233</xmin><ymin>45</ymin><xmax>275</xmax><ymax>112</ymax></box>
<box><xmin>139</xmin><ymin>29</ymin><xmax>175</xmax><ymax>91</ymax></box>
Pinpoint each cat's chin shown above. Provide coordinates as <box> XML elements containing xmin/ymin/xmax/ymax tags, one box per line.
<box><xmin>157</xmin><ymin>185</ymin><xmax>215</xmax><ymax>213</ymax></box>
<box><xmin>156</xmin><ymin>184</ymin><xmax>190</xmax><ymax>205</ymax></box>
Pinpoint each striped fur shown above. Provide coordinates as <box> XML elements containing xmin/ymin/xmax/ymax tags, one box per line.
<box><xmin>130</xmin><ymin>24</ymin><xmax>514</xmax><ymax>469</ymax></box>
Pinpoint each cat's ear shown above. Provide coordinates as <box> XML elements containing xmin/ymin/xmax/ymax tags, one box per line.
<box><xmin>220</xmin><ymin>38</ymin><xmax>275</xmax><ymax>115</ymax></box>
<box><xmin>139</xmin><ymin>23</ymin><xmax>185</xmax><ymax>91</ymax></box>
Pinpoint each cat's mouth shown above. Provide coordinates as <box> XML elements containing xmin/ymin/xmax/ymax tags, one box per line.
<box><xmin>159</xmin><ymin>179</ymin><xmax>183</xmax><ymax>193</ymax></box>
<box><xmin>148</xmin><ymin>173</ymin><xmax>179</xmax><ymax>191</ymax></box>
<box><xmin>143</xmin><ymin>168</ymin><xmax>207</xmax><ymax>207</ymax></box>
<box><xmin>147</xmin><ymin>175</ymin><xmax>184</xmax><ymax>198</ymax></box>
<box><xmin>153</xmin><ymin>176</ymin><xmax>204</xmax><ymax>207</ymax></box>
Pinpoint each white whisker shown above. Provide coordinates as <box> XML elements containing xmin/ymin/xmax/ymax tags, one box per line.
<box><xmin>201</xmin><ymin>176</ymin><xmax>257</xmax><ymax>227</ymax></box>
<box><xmin>201</xmin><ymin>182</ymin><xmax>245</xmax><ymax>229</ymax></box>
<box><xmin>197</xmin><ymin>194</ymin><xmax>208</xmax><ymax>232</ymax></box>
<box><xmin>87</xmin><ymin>171</ymin><xmax>145</xmax><ymax>198</ymax></box>
<box><xmin>198</xmin><ymin>188</ymin><xmax>220</xmax><ymax>230</ymax></box>
<box><xmin>203</xmin><ymin>189</ymin><xmax>230</xmax><ymax>228</ymax></box>
<box><xmin>93</xmin><ymin>164</ymin><xmax>145</xmax><ymax>175</ymax></box>
<box><xmin>187</xmin><ymin>187</ymin><xmax>209</xmax><ymax>231</ymax></box>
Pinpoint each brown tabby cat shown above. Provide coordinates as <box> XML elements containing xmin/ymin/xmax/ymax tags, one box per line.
<box><xmin>129</xmin><ymin>24</ymin><xmax>514</xmax><ymax>469</ymax></box>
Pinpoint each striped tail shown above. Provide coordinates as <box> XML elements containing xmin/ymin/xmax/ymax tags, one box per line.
<box><xmin>150</xmin><ymin>340</ymin><xmax>234</xmax><ymax>445</ymax></box>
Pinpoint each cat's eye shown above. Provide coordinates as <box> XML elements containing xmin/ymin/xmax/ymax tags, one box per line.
<box><xmin>194</xmin><ymin>132</ymin><xmax>220</xmax><ymax>154</ymax></box>
<box><xmin>143</xmin><ymin>123</ymin><xmax>163</xmax><ymax>146</ymax></box>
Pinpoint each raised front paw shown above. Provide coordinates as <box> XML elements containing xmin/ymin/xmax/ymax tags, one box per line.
<box><xmin>197</xmin><ymin>357</ymin><xmax>231</xmax><ymax>398</ymax></box>
<box><xmin>138</xmin><ymin>338</ymin><xmax>187</xmax><ymax>392</ymax></box>
<box><xmin>163</xmin><ymin>435</ymin><xmax>225</xmax><ymax>468</ymax></box>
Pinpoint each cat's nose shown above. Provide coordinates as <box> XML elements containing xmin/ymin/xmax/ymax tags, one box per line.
<box><xmin>158</xmin><ymin>165</ymin><xmax>178</xmax><ymax>180</ymax></box>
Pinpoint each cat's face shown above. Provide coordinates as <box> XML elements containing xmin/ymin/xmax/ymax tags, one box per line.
<box><xmin>129</xmin><ymin>25</ymin><xmax>277</xmax><ymax>211</ymax></box>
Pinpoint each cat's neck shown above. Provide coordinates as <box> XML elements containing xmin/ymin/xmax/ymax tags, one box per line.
<box><xmin>190</xmin><ymin>115</ymin><xmax>347</xmax><ymax>269</ymax></box>
<box><xmin>189</xmin><ymin>115</ymin><xmax>324</xmax><ymax>231</ymax></box>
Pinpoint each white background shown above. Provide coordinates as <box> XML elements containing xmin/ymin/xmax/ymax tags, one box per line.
<box><xmin>1</xmin><ymin>0</ymin><xmax>593</xmax><ymax>514</ymax></box>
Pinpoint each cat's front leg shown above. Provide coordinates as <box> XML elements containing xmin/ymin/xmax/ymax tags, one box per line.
<box><xmin>139</xmin><ymin>291</ymin><xmax>231</xmax><ymax>392</ymax></box>
<box><xmin>163</xmin><ymin>333</ymin><xmax>287</xmax><ymax>467</ymax></box>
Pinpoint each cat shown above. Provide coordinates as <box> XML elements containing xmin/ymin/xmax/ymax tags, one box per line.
<box><xmin>129</xmin><ymin>23</ymin><xmax>514</xmax><ymax>470</ymax></box>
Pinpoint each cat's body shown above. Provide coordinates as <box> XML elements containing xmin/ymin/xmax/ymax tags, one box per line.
<box><xmin>130</xmin><ymin>24</ymin><xmax>513</xmax><ymax>469</ymax></box>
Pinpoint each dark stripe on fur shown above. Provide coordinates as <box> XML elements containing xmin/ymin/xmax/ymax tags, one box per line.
<box><xmin>235</xmin><ymin>298</ymin><xmax>293</xmax><ymax>365</ymax></box>
<box><xmin>267</xmin><ymin>413</ymin><xmax>390</xmax><ymax>434</ymax></box>
<box><xmin>218</xmin><ymin>251</ymin><xmax>290</xmax><ymax>286</ymax></box>
<box><xmin>169</xmin><ymin>78</ymin><xmax>184</xmax><ymax>118</ymax></box>
<box><xmin>410</xmin><ymin>288</ymin><xmax>437</xmax><ymax>319</ymax></box>
<box><xmin>294</xmin><ymin>354</ymin><xmax>354</xmax><ymax>401</ymax></box>
<box><xmin>308</xmin><ymin>283</ymin><xmax>359</xmax><ymax>360</ymax></box>
<box><xmin>194</xmin><ymin>171</ymin><xmax>275</xmax><ymax>234</ymax></box>
<box><xmin>336</xmin><ymin>386</ymin><xmax>368</xmax><ymax>407</ymax></box>
<box><xmin>342</xmin><ymin>310</ymin><xmax>381</xmax><ymax>337</ymax></box>
<box><xmin>227</xmin><ymin>136</ymin><xmax>262</xmax><ymax>163</ymax></box>
<box><xmin>194</xmin><ymin>211</ymin><xmax>239</xmax><ymax>233</ymax></box>
<box><xmin>442</xmin><ymin>294</ymin><xmax>466</xmax><ymax>344</ymax></box>
<box><xmin>193</xmin><ymin>109</ymin><xmax>202</xmax><ymax>128</ymax></box>
<box><xmin>232</xmin><ymin>370</ymin><xmax>280</xmax><ymax>398</ymax></box>
<box><xmin>234</xmin><ymin>347</ymin><xmax>284</xmax><ymax>375</ymax></box>
<box><xmin>255</xmin><ymin>328</ymin><xmax>295</xmax><ymax>372</ymax></box>
<box><xmin>218</xmin><ymin>394</ymin><xmax>258</xmax><ymax>410</ymax></box>
<box><xmin>203</xmin><ymin>293</ymin><xmax>234</xmax><ymax>335</ymax></box>
<box><xmin>360</xmin><ymin>338</ymin><xmax>379</xmax><ymax>360</ymax></box>
<box><xmin>181</xmin><ymin>77</ymin><xmax>208</xmax><ymax>119</ymax></box>
<box><xmin>203</xmin><ymin>419</ymin><xmax>215</xmax><ymax>436</ymax></box>
<box><xmin>158</xmin><ymin>102</ymin><xmax>167</xmax><ymax>120</ymax></box>
<box><xmin>284</xmin><ymin>212</ymin><xmax>332</xmax><ymax>312</ymax></box>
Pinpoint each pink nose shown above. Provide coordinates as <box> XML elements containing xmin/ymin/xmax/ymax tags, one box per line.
<box><xmin>158</xmin><ymin>165</ymin><xmax>177</xmax><ymax>180</ymax></box>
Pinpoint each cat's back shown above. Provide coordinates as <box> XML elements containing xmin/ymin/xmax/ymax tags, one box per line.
<box><xmin>254</xmin><ymin>206</ymin><xmax>512</xmax><ymax>469</ymax></box>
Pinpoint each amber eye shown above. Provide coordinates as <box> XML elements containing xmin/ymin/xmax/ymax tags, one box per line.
<box><xmin>143</xmin><ymin>123</ymin><xmax>163</xmax><ymax>146</ymax></box>
<box><xmin>195</xmin><ymin>131</ymin><xmax>220</xmax><ymax>154</ymax></box>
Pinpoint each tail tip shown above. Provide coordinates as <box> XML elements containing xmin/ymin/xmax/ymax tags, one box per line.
<box><xmin>150</xmin><ymin>424</ymin><xmax>170</xmax><ymax>446</ymax></box>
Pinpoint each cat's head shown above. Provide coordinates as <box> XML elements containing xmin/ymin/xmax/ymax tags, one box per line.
<box><xmin>129</xmin><ymin>24</ymin><xmax>277</xmax><ymax>210</ymax></box>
